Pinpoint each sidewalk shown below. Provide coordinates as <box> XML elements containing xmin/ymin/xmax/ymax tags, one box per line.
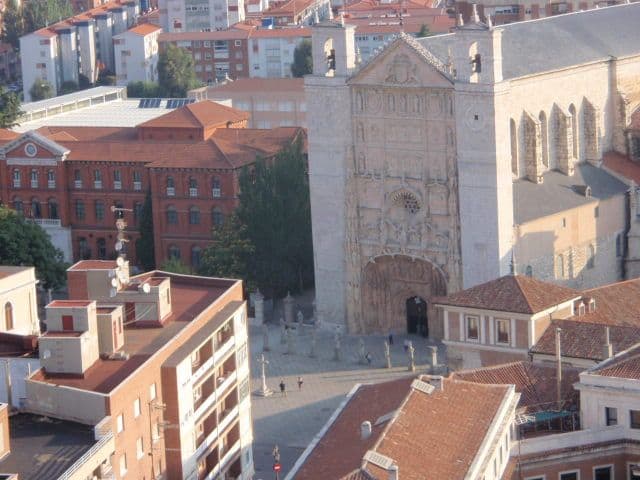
<box><xmin>249</xmin><ymin>323</ymin><xmax>446</xmax><ymax>479</ymax></box>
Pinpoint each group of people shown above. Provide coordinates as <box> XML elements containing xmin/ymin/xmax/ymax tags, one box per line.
<box><xmin>279</xmin><ymin>376</ymin><xmax>304</xmax><ymax>396</ymax></box>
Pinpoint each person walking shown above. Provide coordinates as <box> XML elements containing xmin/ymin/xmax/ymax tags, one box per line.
<box><xmin>365</xmin><ymin>352</ymin><xmax>372</xmax><ymax>366</ymax></box>
<box><xmin>388</xmin><ymin>330</ymin><xmax>394</xmax><ymax>345</ymax></box>
<box><xmin>279</xmin><ymin>379</ymin><xmax>286</xmax><ymax>397</ymax></box>
<box><xmin>297</xmin><ymin>376</ymin><xmax>304</xmax><ymax>390</ymax></box>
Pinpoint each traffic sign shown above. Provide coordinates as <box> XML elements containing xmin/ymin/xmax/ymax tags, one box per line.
<box><xmin>273</xmin><ymin>463</ymin><xmax>282</xmax><ymax>472</ymax></box>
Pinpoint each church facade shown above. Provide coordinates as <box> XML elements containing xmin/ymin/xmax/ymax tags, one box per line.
<box><xmin>306</xmin><ymin>4</ymin><xmax>640</xmax><ymax>335</ymax></box>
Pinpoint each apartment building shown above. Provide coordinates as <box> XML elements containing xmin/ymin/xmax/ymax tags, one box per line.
<box><xmin>262</xmin><ymin>0</ymin><xmax>331</xmax><ymax>26</ymax></box>
<box><xmin>114</xmin><ymin>23</ymin><xmax>162</xmax><ymax>86</ymax></box>
<box><xmin>194</xmin><ymin>77</ymin><xmax>307</xmax><ymax>128</ymax></box>
<box><xmin>20</xmin><ymin>0</ymin><xmax>140</xmax><ymax>102</ymax></box>
<box><xmin>0</xmin><ymin>99</ymin><xmax>304</xmax><ymax>268</ymax></box>
<box><xmin>158</xmin><ymin>0</ymin><xmax>245</xmax><ymax>33</ymax></box>
<box><xmin>159</xmin><ymin>30</ymin><xmax>250</xmax><ymax>84</ymax></box>
<box><xmin>22</xmin><ymin>259</ymin><xmax>254</xmax><ymax>480</ymax></box>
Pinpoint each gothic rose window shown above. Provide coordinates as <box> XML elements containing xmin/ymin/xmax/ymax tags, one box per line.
<box><xmin>393</xmin><ymin>191</ymin><xmax>420</xmax><ymax>214</ymax></box>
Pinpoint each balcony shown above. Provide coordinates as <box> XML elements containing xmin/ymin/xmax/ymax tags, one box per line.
<box><xmin>94</xmin><ymin>180</ymin><xmax>103</xmax><ymax>189</ymax></box>
<box><xmin>213</xmin><ymin>335</ymin><xmax>235</xmax><ymax>366</ymax></box>
<box><xmin>133</xmin><ymin>181</ymin><xmax>142</xmax><ymax>191</ymax></box>
<box><xmin>74</xmin><ymin>180</ymin><xmax>82</xmax><ymax>189</ymax></box>
<box><xmin>212</xmin><ymin>188</ymin><xmax>221</xmax><ymax>198</ymax></box>
<box><xmin>189</xmin><ymin>188</ymin><xmax>198</xmax><ymax>197</ymax></box>
<box><xmin>27</xmin><ymin>218</ymin><xmax>62</xmax><ymax>227</ymax></box>
<box><xmin>48</xmin><ymin>180</ymin><xmax>56</xmax><ymax>189</ymax></box>
<box><xmin>13</xmin><ymin>180</ymin><xmax>20</xmax><ymax>188</ymax></box>
<box><xmin>31</xmin><ymin>180</ymin><xmax>38</xmax><ymax>188</ymax></box>
<box><xmin>113</xmin><ymin>181</ymin><xmax>122</xmax><ymax>190</ymax></box>
<box><xmin>166</xmin><ymin>187</ymin><xmax>175</xmax><ymax>196</ymax></box>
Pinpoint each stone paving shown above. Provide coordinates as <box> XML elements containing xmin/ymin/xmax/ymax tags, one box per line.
<box><xmin>248</xmin><ymin>322</ymin><xmax>447</xmax><ymax>480</ymax></box>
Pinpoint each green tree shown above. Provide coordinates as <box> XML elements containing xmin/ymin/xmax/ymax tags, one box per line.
<box><xmin>127</xmin><ymin>81</ymin><xmax>163</xmax><ymax>98</ymax></box>
<box><xmin>291</xmin><ymin>39</ymin><xmax>312</xmax><ymax>77</ymax></box>
<box><xmin>158</xmin><ymin>44</ymin><xmax>199</xmax><ymax>97</ymax></box>
<box><xmin>199</xmin><ymin>214</ymin><xmax>255</xmax><ymax>285</ymax></box>
<box><xmin>135</xmin><ymin>192</ymin><xmax>156</xmax><ymax>271</ymax></box>
<box><xmin>78</xmin><ymin>74</ymin><xmax>92</xmax><ymax>90</ymax></box>
<box><xmin>237</xmin><ymin>136</ymin><xmax>313</xmax><ymax>297</ymax></box>
<box><xmin>1</xmin><ymin>0</ymin><xmax>25</xmax><ymax>49</ymax></box>
<box><xmin>29</xmin><ymin>79</ymin><xmax>54</xmax><ymax>101</ymax></box>
<box><xmin>0</xmin><ymin>206</ymin><xmax>67</xmax><ymax>290</ymax></box>
<box><xmin>159</xmin><ymin>258</ymin><xmax>190</xmax><ymax>274</ymax></box>
<box><xmin>418</xmin><ymin>24</ymin><xmax>430</xmax><ymax>37</ymax></box>
<box><xmin>96</xmin><ymin>69</ymin><xmax>116</xmax><ymax>86</ymax></box>
<box><xmin>23</xmin><ymin>0</ymin><xmax>73</xmax><ymax>33</ymax></box>
<box><xmin>0</xmin><ymin>86</ymin><xmax>23</xmax><ymax>128</ymax></box>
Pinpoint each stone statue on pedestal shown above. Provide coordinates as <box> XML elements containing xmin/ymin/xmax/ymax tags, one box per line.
<box><xmin>384</xmin><ymin>340</ymin><xmax>392</xmax><ymax>369</ymax></box>
<box><xmin>279</xmin><ymin>317</ymin><xmax>286</xmax><ymax>345</ymax></box>
<box><xmin>407</xmin><ymin>341</ymin><xmax>415</xmax><ymax>372</ymax></box>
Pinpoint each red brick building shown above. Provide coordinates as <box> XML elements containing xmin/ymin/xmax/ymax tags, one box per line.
<box><xmin>0</xmin><ymin>100</ymin><xmax>304</xmax><ymax>269</ymax></box>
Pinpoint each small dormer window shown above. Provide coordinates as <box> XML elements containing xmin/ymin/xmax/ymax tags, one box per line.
<box><xmin>578</xmin><ymin>303</ymin><xmax>585</xmax><ymax>316</ymax></box>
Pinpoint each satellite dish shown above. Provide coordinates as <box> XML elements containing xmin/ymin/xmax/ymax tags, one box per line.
<box><xmin>42</xmin><ymin>350</ymin><xmax>51</xmax><ymax>360</ymax></box>
<box><xmin>115</xmin><ymin>241</ymin><xmax>123</xmax><ymax>252</ymax></box>
<box><xmin>142</xmin><ymin>283</ymin><xmax>151</xmax><ymax>294</ymax></box>
<box><xmin>116</xmin><ymin>256</ymin><xmax>125</xmax><ymax>267</ymax></box>
<box><xmin>111</xmin><ymin>278</ymin><xmax>118</xmax><ymax>288</ymax></box>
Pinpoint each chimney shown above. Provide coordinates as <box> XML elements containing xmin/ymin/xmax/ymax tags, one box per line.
<box><xmin>361</xmin><ymin>421</ymin><xmax>372</xmax><ymax>440</ymax></box>
<box><xmin>428</xmin><ymin>375</ymin><xmax>444</xmax><ymax>391</ymax></box>
<box><xmin>603</xmin><ymin>326</ymin><xmax>613</xmax><ymax>359</ymax></box>
<box><xmin>388</xmin><ymin>464</ymin><xmax>399</xmax><ymax>480</ymax></box>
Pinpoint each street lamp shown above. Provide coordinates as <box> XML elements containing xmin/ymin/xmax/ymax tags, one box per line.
<box><xmin>272</xmin><ymin>445</ymin><xmax>281</xmax><ymax>480</ymax></box>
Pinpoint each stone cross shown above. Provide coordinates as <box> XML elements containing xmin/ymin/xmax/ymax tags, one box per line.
<box><xmin>255</xmin><ymin>354</ymin><xmax>273</xmax><ymax>397</ymax></box>
<box><xmin>384</xmin><ymin>340</ymin><xmax>392</xmax><ymax>369</ymax></box>
<box><xmin>262</xmin><ymin>323</ymin><xmax>270</xmax><ymax>352</ymax></box>
<box><xmin>407</xmin><ymin>341</ymin><xmax>415</xmax><ymax>372</ymax></box>
<box><xmin>279</xmin><ymin>317</ymin><xmax>286</xmax><ymax>345</ymax></box>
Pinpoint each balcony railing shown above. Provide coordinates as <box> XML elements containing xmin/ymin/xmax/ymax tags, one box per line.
<box><xmin>13</xmin><ymin>180</ymin><xmax>20</xmax><ymax>188</ymax></box>
<box><xmin>114</xmin><ymin>181</ymin><xmax>122</xmax><ymax>190</ymax></box>
<box><xmin>133</xmin><ymin>181</ymin><xmax>142</xmax><ymax>191</ymax></box>
<box><xmin>213</xmin><ymin>335</ymin><xmax>235</xmax><ymax>366</ymax></box>
<box><xmin>27</xmin><ymin>218</ymin><xmax>62</xmax><ymax>227</ymax></box>
<box><xmin>94</xmin><ymin>180</ymin><xmax>103</xmax><ymax>189</ymax></box>
<box><xmin>166</xmin><ymin>187</ymin><xmax>175</xmax><ymax>196</ymax></box>
<box><xmin>57</xmin><ymin>416</ymin><xmax>115</xmax><ymax>480</ymax></box>
<box><xmin>189</xmin><ymin>188</ymin><xmax>198</xmax><ymax>197</ymax></box>
<box><xmin>48</xmin><ymin>180</ymin><xmax>56</xmax><ymax>188</ymax></box>
<box><xmin>31</xmin><ymin>180</ymin><xmax>38</xmax><ymax>188</ymax></box>
<box><xmin>74</xmin><ymin>180</ymin><xmax>82</xmax><ymax>188</ymax></box>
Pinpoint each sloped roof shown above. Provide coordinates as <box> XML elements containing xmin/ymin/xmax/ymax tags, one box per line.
<box><xmin>434</xmin><ymin>275</ymin><xmax>580</xmax><ymax>314</ymax></box>
<box><xmin>580</xmin><ymin>277</ymin><xmax>640</xmax><ymax>327</ymax></box>
<box><xmin>137</xmin><ymin>100</ymin><xmax>249</xmax><ymax>129</ymax></box>
<box><xmin>419</xmin><ymin>3</ymin><xmax>640</xmax><ymax>80</ymax></box>
<box><xmin>591</xmin><ymin>344</ymin><xmax>640</xmax><ymax>380</ymax></box>
<box><xmin>293</xmin><ymin>376</ymin><xmax>512</xmax><ymax>480</ymax></box>
<box><xmin>531</xmin><ymin>319</ymin><xmax>640</xmax><ymax>362</ymax></box>
<box><xmin>452</xmin><ymin>361</ymin><xmax>580</xmax><ymax>412</ymax></box>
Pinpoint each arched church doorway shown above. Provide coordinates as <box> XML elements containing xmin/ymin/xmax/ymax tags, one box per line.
<box><xmin>406</xmin><ymin>296</ymin><xmax>428</xmax><ymax>337</ymax></box>
<box><xmin>360</xmin><ymin>255</ymin><xmax>446</xmax><ymax>335</ymax></box>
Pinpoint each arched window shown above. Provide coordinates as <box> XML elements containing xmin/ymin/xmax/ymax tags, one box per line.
<box><xmin>167</xmin><ymin>205</ymin><xmax>178</xmax><ymax>225</ymax></box>
<box><xmin>97</xmin><ymin>238</ymin><xmax>107</xmax><ymax>259</ymax></box>
<box><xmin>191</xmin><ymin>246</ymin><xmax>202</xmax><ymax>269</ymax></box>
<box><xmin>587</xmin><ymin>244</ymin><xmax>595</xmax><ymax>269</ymax></box>
<box><xmin>469</xmin><ymin>42</ymin><xmax>480</xmax><ymax>82</ymax></box>
<box><xmin>30</xmin><ymin>169</ymin><xmax>39</xmax><ymax>188</ymax></box>
<box><xmin>48</xmin><ymin>198</ymin><xmax>58</xmax><ymax>219</ymax></box>
<box><xmin>392</xmin><ymin>190</ymin><xmax>420</xmax><ymax>214</ymax></box>
<box><xmin>166</xmin><ymin>176</ymin><xmax>175</xmax><ymax>196</ymax></box>
<box><xmin>47</xmin><ymin>169</ymin><xmax>56</xmax><ymax>188</ymax></box>
<box><xmin>510</xmin><ymin>119</ymin><xmax>518</xmax><ymax>176</ymax></box>
<box><xmin>31</xmin><ymin>198</ymin><xmax>41</xmax><ymax>218</ymax></box>
<box><xmin>525</xmin><ymin>265</ymin><xmax>533</xmax><ymax>277</ymax></box>
<box><xmin>569</xmin><ymin>103</ymin><xmax>578</xmax><ymax>160</ymax></box>
<box><xmin>212</xmin><ymin>207</ymin><xmax>224</xmax><ymax>227</ymax></box>
<box><xmin>212</xmin><ymin>177</ymin><xmax>221</xmax><ymax>198</ymax></box>
<box><xmin>168</xmin><ymin>245</ymin><xmax>181</xmax><ymax>260</ymax></box>
<box><xmin>13</xmin><ymin>197</ymin><xmax>23</xmax><ymax>216</ymax></box>
<box><xmin>189</xmin><ymin>177</ymin><xmax>198</xmax><ymax>197</ymax></box>
<box><xmin>539</xmin><ymin>111</ymin><xmax>548</xmax><ymax>167</ymax></box>
<box><xmin>4</xmin><ymin>302</ymin><xmax>13</xmax><ymax>331</ymax></box>
<box><xmin>12</xmin><ymin>169</ymin><xmax>21</xmax><ymax>187</ymax></box>
<box><xmin>189</xmin><ymin>206</ymin><xmax>200</xmax><ymax>225</ymax></box>
<box><xmin>556</xmin><ymin>254</ymin><xmax>565</xmax><ymax>279</ymax></box>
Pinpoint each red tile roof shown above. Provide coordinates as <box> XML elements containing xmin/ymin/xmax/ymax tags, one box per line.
<box><xmin>434</xmin><ymin>275</ymin><xmax>581</xmax><ymax>314</ymax></box>
<box><xmin>68</xmin><ymin>260</ymin><xmax>118</xmax><ymax>271</ymax></box>
<box><xmin>602</xmin><ymin>151</ymin><xmax>640</xmax><ymax>184</ymax></box>
<box><xmin>47</xmin><ymin>300</ymin><xmax>94</xmax><ymax>308</ymax></box>
<box><xmin>452</xmin><ymin>361</ymin><xmax>580</xmax><ymax>413</ymax></box>
<box><xmin>591</xmin><ymin>344</ymin><xmax>640</xmax><ymax>380</ymax></box>
<box><xmin>579</xmin><ymin>277</ymin><xmax>640</xmax><ymax>327</ymax></box>
<box><xmin>249</xmin><ymin>27</ymin><xmax>311</xmax><ymax>38</ymax></box>
<box><xmin>137</xmin><ymin>100</ymin><xmax>249</xmax><ymax>129</ymax></box>
<box><xmin>530</xmin><ymin>319</ymin><xmax>640</xmax><ymax>362</ymax></box>
<box><xmin>206</xmin><ymin>77</ymin><xmax>304</xmax><ymax>94</ymax></box>
<box><xmin>159</xmin><ymin>29</ymin><xmax>250</xmax><ymax>41</ymax></box>
<box><xmin>294</xmin><ymin>376</ymin><xmax>512</xmax><ymax>480</ymax></box>
<box><xmin>125</xmin><ymin>23</ymin><xmax>162</xmax><ymax>36</ymax></box>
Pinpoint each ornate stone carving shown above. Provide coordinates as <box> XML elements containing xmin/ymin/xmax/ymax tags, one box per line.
<box><xmin>385</xmin><ymin>54</ymin><xmax>418</xmax><ymax>85</ymax></box>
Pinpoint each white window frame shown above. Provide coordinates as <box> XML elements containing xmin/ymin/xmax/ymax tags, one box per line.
<box><xmin>133</xmin><ymin>397</ymin><xmax>141</xmax><ymax>418</ymax></box>
<box><xmin>558</xmin><ymin>471</ymin><xmax>580</xmax><ymax>480</ymax></box>
<box><xmin>592</xmin><ymin>465</ymin><xmax>613</xmax><ymax>480</ymax></box>
<box><xmin>150</xmin><ymin>383</ymin><xmax>157</xmax><ymax>401</ymax></box>
<box><xmin>119</xmin><ymin>453</ymin><xmax>127</xmax><ymax>477</ymax></box>
<box><xmin>495</xmin><ymin>318</ymin><xmax>510</xmax><ymax>345</ymax></box>
<box><xmin>524</xmin><ymin>476</ymin><xmax>546</xmax><ymax>480</ymax></box>
<box><xmin>465</xmin><ymin>314</ymin><xmax>480</xmax><ymax>342</ymax></box>
<box><xmin>136</xmin><ymin>437</ymin><xmax>144</xmax><ymax>459</ymax></box>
